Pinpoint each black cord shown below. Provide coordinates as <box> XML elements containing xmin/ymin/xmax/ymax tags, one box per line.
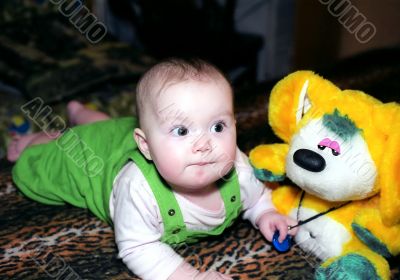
<box><xmin>288</xmin><ymin>191</ymin><xmax>351</xmax><ymax>230</ymax></box>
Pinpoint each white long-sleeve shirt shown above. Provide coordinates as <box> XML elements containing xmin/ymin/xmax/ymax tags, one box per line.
<box><xmin>109</xmin><ymin>148</ymin><xmax>275</xmax><ymax>280</ymax></box>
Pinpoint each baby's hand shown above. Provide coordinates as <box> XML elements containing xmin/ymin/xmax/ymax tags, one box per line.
<box><xmin>256</xmin><ymin>210</ymin><xmax>298</xmax><ymax>243</ymax></box>
<box><xmin>169</xmin><ymin>261</ymin><xmax>232</xmax><ymax>280</ymax></box>
<box><xmin>196</xmin><ymin>270</ymin><xmax>232</xmax><ymax>280</ymax></box>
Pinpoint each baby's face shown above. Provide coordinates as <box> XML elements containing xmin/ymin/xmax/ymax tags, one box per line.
<box><xmin>142</xmin><ymin>79</ymin><xmax>236</xmax><ymax>192</ymax></box>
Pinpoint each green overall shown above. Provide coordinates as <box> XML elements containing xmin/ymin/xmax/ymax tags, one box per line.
<box><xmin>12</xmin><ymin>117</ymin><xmax>242</xmax><ymax>245</ymax></box>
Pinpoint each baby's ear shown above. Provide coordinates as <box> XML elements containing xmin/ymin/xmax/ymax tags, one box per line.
<box><xmin>133</xmin><ymin>128</ymin><xmax>152</xmax><ymax>160</ymax></box>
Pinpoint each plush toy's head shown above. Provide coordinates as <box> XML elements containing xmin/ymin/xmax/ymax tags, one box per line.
<box><xmin>269</xmin><ymin>71</ymin><xmax>400</xmax><ymax>226</ymax></box>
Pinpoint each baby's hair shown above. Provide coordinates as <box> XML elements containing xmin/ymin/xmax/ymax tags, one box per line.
<box><xmin>135</xmin><ymin>58</ymin><xmax>232</xmax><ymax>126</ymax></box>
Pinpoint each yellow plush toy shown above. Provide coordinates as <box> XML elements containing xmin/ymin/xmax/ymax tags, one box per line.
<box><xmin>249</xmin><ymin>71</ymin><xmax>400</xmax><ymax>279</ymax></box>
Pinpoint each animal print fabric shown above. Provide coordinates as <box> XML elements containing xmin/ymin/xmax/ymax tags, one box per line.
<box><xmin>0</xmin><ymin>168</ymin><xmax>313</xmax><ymax>280</ymax></box>
<box><xmin>1</xmin><ymin>169</ymin><xmax>399</xmax><ymax>279</ymax></box>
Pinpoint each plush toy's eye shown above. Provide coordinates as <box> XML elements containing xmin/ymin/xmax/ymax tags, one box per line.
<box><xmin>331</xmin><ymin>149</ymin><xmax>340</xmax><ymax>156</ymax></box>
<box><xmin>318</xmin><ymin>145</ymin><xmax>326</xmax><ymax>150</ymax></box>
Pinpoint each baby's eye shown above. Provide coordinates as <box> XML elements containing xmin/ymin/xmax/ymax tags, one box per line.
<box><xmin>171</xmin><ymin>126</ymin><xmax>189</xmax><ymax>136</ymax></box>
<box><xmin>211</xmin><ymin>121</ymin><xmax>226</xmax><ymax>133</ymax></box>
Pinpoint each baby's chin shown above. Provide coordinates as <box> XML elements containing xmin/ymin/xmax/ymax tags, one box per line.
<box><xmin>168</xmin><ymin>174</ymin><xmax>220</xmax><ymax>192</ymax></box>
<box><xmin>181</xmin><ymin>176</ymin><xmax>219</xmax><ymax>190</ymax></box>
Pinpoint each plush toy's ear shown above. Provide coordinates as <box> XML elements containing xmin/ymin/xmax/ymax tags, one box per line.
<box><xmin>379</xmin><ymin>113</ymin><xmax>400</xmax><ymax>226</ymax></box>
<box><xmin>268</xmin><ymin>71</ymin><xmax>318</xmax><ymax>142</ymax></box>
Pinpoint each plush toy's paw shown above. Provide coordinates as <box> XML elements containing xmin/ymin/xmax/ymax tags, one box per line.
<box><xmin>249</xmin><ymin>144</ymin><xmax>288</xmax><ymax>182</ymax></box>
<box><xmin>252</xmin><ymin>166</ymin><xmax>285</xmax><ymax>182</ymax></box>
<box><xmin>352</xmin><ymin>208</ymin><xmax>400</xmax><ymax>257</ymax></box>
<box><xmin>315</xmin><ymin>254</ymin><xmax>381</xmax><ymax>280</ymax></box>
<box><xmin>271</xmin><ymin>185</ymin><xmax>299</xmax><ymax>215</ymax></box>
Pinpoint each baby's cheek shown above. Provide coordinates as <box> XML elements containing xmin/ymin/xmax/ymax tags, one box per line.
<box><xmin>160</xmin><ymin>165</ymin><xmax>177</xmax><ymax>180</ymax></box>
<box><xmin>151</xmin><ymin>147</ymin><xmax>182</xmax><ymax>178</ymax></box>
<box><xmin>214</xmin><ymin>143</ymin><xmax>236</xmax><ymax>177</ymax></box>
<box><xmin>221</xmin><ymin>138</ymin><xmax>236</xmax><ymax>163</ymax></box>
<box><xmin>220</xmin><ymin>161</ymin><xmax>235</xmax><ymax>178</ymax></box>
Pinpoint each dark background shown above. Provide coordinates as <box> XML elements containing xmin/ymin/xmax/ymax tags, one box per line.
<box><xmin>0</xmin><ymin>0</ymin><xmax>399</xmax><ymax>162</ymax></box>
<box><xmin>98</xmin><ymin>0</ymin><xmax>400</xmax><ymax>84</ymax></box>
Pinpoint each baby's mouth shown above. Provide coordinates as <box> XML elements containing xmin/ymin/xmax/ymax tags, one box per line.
<box><xmin>189</xmin><ymin>162</ymin><xmax>214</xmax><ymax>166</ymax></box>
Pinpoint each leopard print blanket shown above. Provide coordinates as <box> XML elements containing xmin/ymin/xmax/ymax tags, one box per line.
<box><xmin>1</xmin><ymin>169</ymin><xmax>320</xmax><ymax>279</ymax></box>
<box><xmin>1</xmin><ymin>169</ymin><xmax>399</xmax><ymax>279</ymax></box>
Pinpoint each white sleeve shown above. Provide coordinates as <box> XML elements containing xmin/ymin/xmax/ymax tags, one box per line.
<box><xmin>235</xmin><ymin>148</ymin><xmax>276</xmax><ymax>228</ymax></box>
<box><xmin>111</xmin><ymin>163</ymin><xmax>184</xmax><ymax>280</ymax></box>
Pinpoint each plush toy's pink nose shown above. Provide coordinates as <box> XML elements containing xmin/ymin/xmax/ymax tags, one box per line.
<box><xmin>293</xmin><ymin>149</ymin><xmax>326</xmax><ymax>172</ymax></box>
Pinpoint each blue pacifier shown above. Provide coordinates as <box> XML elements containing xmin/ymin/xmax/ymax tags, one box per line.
<box><xmin>272</xmin><ymin>230</ymin><xmax>292</xmax><ymax>253</ymax></box>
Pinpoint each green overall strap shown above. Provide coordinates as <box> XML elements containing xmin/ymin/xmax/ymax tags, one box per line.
<box><xmin>183</xmin><ymin>170</ymin><xmax>241</xmax><ymax>243</ymax></box>
<box><xmin>132</xmin><ymin>148</ymin><xmax>242</xmax><ymax>245</ymax></box>
<box><xmin>131</xmin><ymin>150</ymin><xmax>187</xmax><ymax>244</ymax></box>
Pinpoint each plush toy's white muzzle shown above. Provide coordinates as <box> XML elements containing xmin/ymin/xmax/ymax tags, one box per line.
<box><xmin>286</xmin><ymin>119</ymin><xmax>377</xmax><ymax>201</ymax></box>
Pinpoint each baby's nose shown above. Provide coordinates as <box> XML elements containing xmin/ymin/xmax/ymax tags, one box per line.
<box><xmin>192</xmin><ymin>134</ymin><xmax>212</xmax><ymax>153</ymax></box>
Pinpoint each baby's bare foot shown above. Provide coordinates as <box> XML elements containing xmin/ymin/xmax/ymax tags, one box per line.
<box><xmin>7</xmin><ymin>134</ymin><xmax>38</xmax><ymax>162</ymax></box>
<box><xmin>67</xmin><ymin>100</ymin><xmax>85</xmax><ymax>126</ymax></box>
<box><xmin>7</xmin><ymin>131</ymin><xmax>61</xmax><ymax>162</ymax></box>
<box><xmin>67</xmin><ymin>100</ymin><xmax>109</xmax><ymax>125</ymax></box>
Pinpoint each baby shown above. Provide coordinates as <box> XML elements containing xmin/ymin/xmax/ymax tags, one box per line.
<box><xmin>8</xmin><ymin>58</ymin><xmax>297</xmax><ymax>280</ymax></box>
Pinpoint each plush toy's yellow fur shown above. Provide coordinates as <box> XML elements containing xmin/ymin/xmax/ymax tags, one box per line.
<box><xmin>272</xmin><ymin>187</ymin><xmax>394</xmax><ymax>279</ymax></box>
<box><xmin>250</xmin><ymin>71</ymin><xmax>400</xmax><ymax>279</ymax></box>
<box><xmin>250</xmin><ymin>144</ymin><xmax>288</xmax><ymax>176</ymax></box>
